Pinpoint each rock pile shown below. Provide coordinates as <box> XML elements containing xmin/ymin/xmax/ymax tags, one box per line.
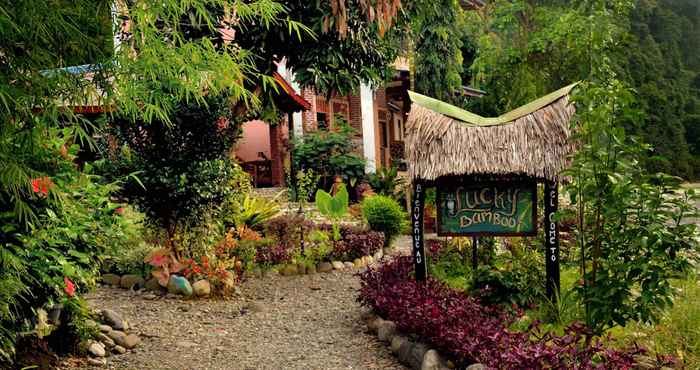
<box><xmin>84</xmin><ymin>309</ymin><xmax>141</xmax><ymax>366</ymax></box>
<box><xmin>278</xmin><ymin>253</ymin><xmax>378</xmax><ymax>277</ymax></box>
<box><xmin>362</xmin><ymin>311</ymin><xmax>485</xmax><ymax>370</ymax></box>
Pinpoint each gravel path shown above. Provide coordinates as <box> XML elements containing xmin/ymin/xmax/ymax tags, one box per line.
<box><xmin>66</xmin><ymin>267</ymin><xmax>406</xmax><ymax>370</ymax></box>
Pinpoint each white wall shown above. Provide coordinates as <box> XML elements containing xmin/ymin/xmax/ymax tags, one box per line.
<box><xmin>276</xmin><ymin>61</ymin><xmax>304</xmax><ymax>139</ymax></box>
<box><xmin>360</xmin><ymin>83</ymin><xmax>377</xmax><ymax>173</ymax></box>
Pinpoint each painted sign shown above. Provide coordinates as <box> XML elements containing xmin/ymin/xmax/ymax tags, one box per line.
<box><xmin>437</xmin><ymin>181</ymin><xmax>537</xmax><ymax>236</ymax></box>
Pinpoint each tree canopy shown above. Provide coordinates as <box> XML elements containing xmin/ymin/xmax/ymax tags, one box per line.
<box><xmin>461</xmin><ymin>0</ymin><xmax>700</xmax><ymax>179</ymax></box>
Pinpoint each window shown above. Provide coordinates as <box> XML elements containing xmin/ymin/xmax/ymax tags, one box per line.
<box><xmin>317</xmin><ymin>112</ymin><xmax>328</xmax><ymax>130</ymax></box>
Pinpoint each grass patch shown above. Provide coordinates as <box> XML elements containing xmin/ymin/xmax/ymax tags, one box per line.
<box><xmin>616</xmin><ymin>274</ymin><xmax>700</xmax><ymax>368</ymax></box>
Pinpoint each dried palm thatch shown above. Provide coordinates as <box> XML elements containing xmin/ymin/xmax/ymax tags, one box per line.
<box><xmin>405</xmin><ymin>83</ymin><xmax>578</xmax><ymax>182</ymax></box>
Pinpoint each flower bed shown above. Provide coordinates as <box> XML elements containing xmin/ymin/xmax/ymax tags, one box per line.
<box><xmin>357</xmin><ymin>256</ymin><xmax>668</xmax><ymax>369</ymax></box>
<box><xmin>260</xmin><ymin>217</ymin><xmax>384</xmax><ymax>266</ymax></box>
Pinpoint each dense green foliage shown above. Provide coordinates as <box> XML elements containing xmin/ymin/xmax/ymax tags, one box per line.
<box><xmin>0</xmin><ymin>128</ymin><xmax>143</xmax><ymax>363</ymax></box>
<box><xmin>567</xmin><ymin>77</ymin><xmax>699</xmax><ymax>333</ymax></box>
<box><xmin>104</xmin><ymin>97</ymin><xmax>242</xmax><ymax>236</ymax></box>
<box><xmin>366</xmin><ymin>166</ymin><xmax>406</xmax><ymax>201</ymax></box>
<box><xmin>291</xmin><ymin>119</ymin><xmax>365</xmax><ymax>191</ymax></box>
<box><xmin>463</xmin><ymin>0</ymin><xmax>700</xmax><ymax>179</ymax></box>
<box><xmin>620</xmin><ymin>0</ymin><xmax>700</xmax><ymax>178</ymax></box>
<box><xmin>410</xmin><ymin>0</ymin><xmax>466</xmax><ymax>103</ymax></box>
<box><xmin>0</xmin><ymin>0</ymin><xmax>298</xmax><ymax>364</ymax></box>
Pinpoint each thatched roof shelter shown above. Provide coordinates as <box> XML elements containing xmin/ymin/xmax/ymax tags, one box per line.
<box><xmin>405</xmin><ymin>83</ymin><xmax>578</xmax><ymax>182</ymax></box>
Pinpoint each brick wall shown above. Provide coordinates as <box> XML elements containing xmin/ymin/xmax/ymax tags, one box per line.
<box><xmin>349</xmin><ymin>93</ymin><xmax>363</xmax><ymax>134</ymax></box>
<box><xmin>302</xmin><ymin>87</ymin><xmax>317</xmax><ymax>132</ymax></box>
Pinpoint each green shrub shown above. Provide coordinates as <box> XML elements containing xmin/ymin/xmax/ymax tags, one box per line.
<box><xmin>101</xmin><ymin>206</ymin><xmax>154</xmax><ymax>275</ymax></box>
<box><xmin>366</xmin><ymin>166</ymin><xmax>406</xmax><ymax>200</ymax></box>
<box><xmin>106</xmin><ymin>96</ymin><xmax>242</xmax><ymax>243</ymax></box>
<box><xmin>301</xmin><ymin>230</ymin><xmax>333</xmax><ymax>267</ymax></box>
<box><xmin>225</xmin><ymin>192</ymin><xmax>282</xmax><ymax>230</ymax></box>
<box><xmin>291</xmin><ymin>117</ymin><xmax>365</xmax><ymax>191</ymax></box>
<box><xmin>361</xmin><ymin>195</ymin><xmax>407</xmax><ymax>248</ymax></box>
<box><xmin>0</xmin><ymin>133</ymin><xmax>137</xmax><ymax>363</ymax></box>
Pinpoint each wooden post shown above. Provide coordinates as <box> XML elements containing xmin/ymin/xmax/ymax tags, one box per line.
<box><xmin>412</xmin><ymin>180</ymin><xmax>427</xmax><ymax>281</ymax></box>
<box><xmin>544</xmin><ymin>180</ymin><xmax>560</xmax><ymax>299</ymax></box>
<box><xmin>471</xmin><ymin>237</ymin><xmax>478</xmax><ymax>271</ymax></box>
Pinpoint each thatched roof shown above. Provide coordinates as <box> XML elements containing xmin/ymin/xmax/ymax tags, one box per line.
<box><xmin>405</xmin><ymin>83</ymin><xmax>578</xmax><ymax>182</ymax></box>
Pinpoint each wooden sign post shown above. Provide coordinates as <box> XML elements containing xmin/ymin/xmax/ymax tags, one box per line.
<box><xmin>544</xmin><ymin>181</ymin><xmax>560</xmax><ymax>298</ymax></box>
<box><xmin>410</xmin><ymin>176</ymin><xmax>560</xmax><ymax>301</ymax></box>
<box><xmin>412</xmin><ymin>180</ymin><xmax>427</xmax><ymax>281</ymax></box>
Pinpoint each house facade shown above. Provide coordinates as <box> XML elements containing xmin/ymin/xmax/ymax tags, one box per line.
<box><xmin>235</xmin><ymin>59</ymin><xmax>411</xmax><ymax>187</ymax></box>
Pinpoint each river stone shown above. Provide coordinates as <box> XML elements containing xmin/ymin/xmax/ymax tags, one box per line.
<box><xmin>87</xmin><ymin>357</ymin><xmax>106</xmax><ymax>366</ymax></box>
<box><xmin>306</xmin><ymin>264</ymin><xmax>317</xmax><ymax>274</ymax></box>
<box><xmin>396</xmin><ymin>339</ymin><xmax>415</xmax><ymax>368</ymax></box>
<box><xmin>119</xmin><ymin>274</ymin><xmax>145</xmax><ymax>290</ymax></box>
<box><xmin>367</xmin><ymin>255</ymin><xmax>375</xmax><ymax>264</ymax></box>
<box><xmin>398</xmin><ymin>342</ymin><xmax>429</xmax><ymax>370</ymax></box>
<box><xmin>101</xmin><ymin>274</ymin><xmax>121</xmax><ymax>287</ymax></box>
<box><xmin>377</xmin><ymin>320</ymin><xmax>397</xmax><ymax>342</ymax></box>
<box><xmin>167</xmin><ymin>276</ymin><xmax>179</xmax><ymax>294</ymax></box>
<box><xmin>112</xmin><ymin>345</ymin><xmax>126</xmax><ymax>355</ymax></box>
<box><xmin>97</xmin><ymin>333</ymin><xmax>115</xmax><ymax>347</ymax></box>
<box><xmin>121</xmin><ymin>334</ymin><xmax>140</xmax><ymax>349</ymax></box>
<box><xmin>410</xmin><ymin>344</ymin><xmax>431</xmax><ymax>370</ymax></box>
<box><xmin>422</xmin><ymin>349</ymin><xmax>445</xmax><ymax>370</ymax></box>
<box><xmin>297</xmin><ymin>263</ymin><xmax>307</xmax><ymax>274</ymax></box>
<box><xmin>170</xmin><ymin>275</ymin><xmax>193</xmax><ymax>296</ymax></box>
<box><xmin>192</xmin><ymin>280</ymin><xmax>211</xmax><ymax>297</ymax></box>
<box><xmin>106</xmin><ymin>330</ymin><xmax>126</xmax><ymax>344</ymax></box>
<box><xmin>317</xmin><ymin>262</ymin><xmax>333</xmax><ymax>273</ymax></box>
<box><xmin>331</xmin><ymin>261</ymin><xmax>345</xmax><ymax>270</ymax></box>
<box><xmin>281</xmin><ymin>264</ymin><xmax>298</xmax><ymax>276</ymax></box>
<box><xmin>367</xmin><ymin>317</ymin><xmax>383</xmax><ymax>334</ymax></box>
<box><xmin>88</xmin><ymin>342</ymin><xmax>106</xmax><ymax>357</ymax></box>
<box><xmin>360</xmin><ymin>310</ymin><xmax>377</xmax><ymax>324</ymax></box>
<box><xmin>466</xmin><ymin>365</ymin><xmax>486</xmax><ymax>370</ymax></box>
<box><xmin>144</xmin><ymin>278</ymin><xmax>163</xmax><ymax>292</ymax></box>
<box><xmin>344</xmin><ymin>261</ymin><xmax>354</xmax><ymax>269</ymax></box>
<box><xmin>391</xmin><ymin>335</ymin><xmax>409</xmax><ymax>355</ymax></box>
<box><xmin>98</xmin><ymin>324</ymin><xmax>112</xmax><ymax>333</ymax></box>
<box><xmin>353</xmin><ymin>258</ymin><xmax>364</xmax><ymax>268</ymax></box>
<box><xmin>101</xmin><ymin>309</ymin><xmax>126</xmax><ymax>331</ymax></box>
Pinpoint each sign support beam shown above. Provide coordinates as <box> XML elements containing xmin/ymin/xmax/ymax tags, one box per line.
<box><xmin>412</xmin><ymin>180</ymin><xmax>427</xmax><ymax>281</ymax></box>
<box><xmin>544</xmin><ymin>181</ymin><xmax>560</xmax><ymax>300</ymax></box>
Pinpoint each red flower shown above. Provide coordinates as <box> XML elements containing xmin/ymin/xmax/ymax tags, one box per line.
<box><xmin>30</xmin><ymin>177</ymin><xmax>53</xmax><ymax>196</ymax></box>
<box><xmin>64</xmin><ymin>277</ymin><xmax>76</xmax><ymax>297</ymax></box>
<box><xmin>115</xmin><ymin>207</ymin><xmax>124</xmax><ymax>215</ymax></box>
<box><xmin>31</xmin><ymin>178</ymin><xmax>40</xmax><ymax>193</ymax></box>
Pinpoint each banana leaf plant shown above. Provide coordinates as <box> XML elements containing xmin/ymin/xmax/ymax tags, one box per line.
<box><xmin>315</xmin><ymin>184</ymin><xmax>349</xmax><ymax>241</ymax></box>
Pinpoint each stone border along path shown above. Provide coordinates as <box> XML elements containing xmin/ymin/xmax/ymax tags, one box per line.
<box><xmin>63</xmin><ymin>240</ymin><xmax>414</xmax><ymax>370</ymax></box>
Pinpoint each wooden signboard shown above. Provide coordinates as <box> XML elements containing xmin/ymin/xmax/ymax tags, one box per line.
<box><xmin>437</xmin><ymin>181</ymin><xmax>537</xmax><ymax>236</ymax></box>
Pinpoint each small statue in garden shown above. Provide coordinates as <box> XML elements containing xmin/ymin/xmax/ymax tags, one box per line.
<box><xmin>331</xmin><ymin>175</ymin><xmax>344</xmax><ymax>196</ymax></box>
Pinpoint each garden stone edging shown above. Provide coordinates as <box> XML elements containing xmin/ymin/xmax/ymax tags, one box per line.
<box><xmin>82</xmin><ymin>309</ymin><xmax>141</xmax><ymax>366</ymax></box>
<box><xmin>362</xmin><ymin>311</ymin><xmax>487</xmax><ymax>370</ymax></box>
<box><xmin>99</xmin><ymin>253</ymin><xmax>379</xmax><ymax>299</ymax></box>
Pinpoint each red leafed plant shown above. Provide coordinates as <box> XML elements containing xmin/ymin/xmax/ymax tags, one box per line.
<box><xmin>144</xmin><ymin>248</ymin><xmax>183</xmax><ymax>286</ymax></box>
<box><xmin>357</xmin><ymin>256</ymin><xmax>673</xmax><ymax>369</ymax></box>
